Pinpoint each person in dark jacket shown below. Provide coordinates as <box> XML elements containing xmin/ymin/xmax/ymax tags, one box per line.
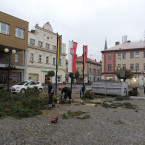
<box><xmin>80</xmin><ymin>85</ymin><xmax>86</xmax><ymax>99</ymax></box>
<box><xmin>47</xmin><ymin>78</ymin><xmax>54</xmax><ymax>108</ymax></box>
<box><xmin>58</xmin><ymin>86</ymin><xmax>72</xmax><ymax>104</ymax></box>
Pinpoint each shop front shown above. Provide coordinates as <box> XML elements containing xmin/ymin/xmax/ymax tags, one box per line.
<box><xmin>0</xmin><ymin>69</ymin><xmax>23</xmax><ymax>85</ymax></box>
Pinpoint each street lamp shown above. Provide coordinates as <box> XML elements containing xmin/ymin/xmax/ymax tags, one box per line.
<box><xmin>4</xmin><ymin>48</ymin><xmax>16</xmax><ymax>92</ymax></box>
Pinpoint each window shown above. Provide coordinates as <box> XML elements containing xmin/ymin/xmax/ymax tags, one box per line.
<box><xmin>15</xmin><ymin>27</ymin><xmax>24</xmax><ymax>39</ymax></box>
<box><xmin>38</xmin><ymin>41</ymin><xmax>43</xmax><ymax>47</ymax></box>
<box><xmin>130</xmin><ymin>64</ymin><xmax>134</xmax><ymax>71</ymax></box>
<box><xmin>117</xmin><ymin>53</ymin><xmax>121</xmax><ymax>59</ymax></box>
<box><xmin>38</xmin><ymin>55</ymin><xmax>42</xmax><ymax>63</ymax></box>
<box><xmin>30</xmin><ymin>53</ymin><xmax>34</xmax><ymax>62</ymax></box>
<box><xmin>46</xmin><ymin>56</ymin><xmax>49</xmax><ymax>64</ymax></box>
<box><xmin>77</xmin><ymin>68</ymin><xmax>79</xmax><ymax>72</ymax></box>
<box><xmin>30</xmin><ymin>81</ymin><xmax>37</xmax><ymax>85</ymax></box>
<box><xmin>90</xmin><ymin>68</ymin><xmax>91</xmax><ymax>73</ymax></box>
<box><xmin>46</xmin><ymin>43</ymin><xmax>50</xmax><ymax>49</ymax></box>
<box><xmin>144</xmin><ymin>52</ymin><xmax>145</xmax><ymax>58</ymax></box>
<box><xmin>117</xmin><ymin>64</ymin><xmax>121</xmax><ymax>69</ymax></box>
<box><xmin>0</xmin><ymin>22</ymin><xmax>9</xmax><ymax>35</ymax></box>
<box><xmin>57</xmin><ymin>76</ymin><xmax>61</xmax><ymax>83</ymax></box>
<box><xmin>144</xmin><ymin>63</ymin><xmax>145</xmax><ymax>70</ymax></box>
<box><xmin>28</xmin><ymin>73</ymin><xmax>39</xmax><ymax>81</ymax></box>
<box><xmin>52</xmin><ymin>45</ymin><xmax>56</xmax><ymax>51</ymax></box>
<box><xmin>130</xmin><ymin>52</ymin><xmax>134</xmax><ymax>58</ymax></box>
<box><xmin>108</xmin><ymin>64</ymin><xmax>112</xmax><ymax>71</ymax></box>
<box><xmin>12</xmin><ymin>72</ymin><xmax>20</xmax><ymax>83</ymax></box>
<box><xmin>94</xmin><ymin>69</ymin><xmax>96</xmax><ymax>74</ymax></box>
<box><xmin>15</xmin><ymin>54</ymin><xmax>19</xmax><ymax>63</ymax></box>
<box><xmin>30</xmin><ymin>38</ymin><xmax>35</xmax><ymax>45</ymax></box>
<box><xmin>135</xmin><ymin>63</ymin><xmax>139</xmax><ymax>71</ymax></box>
<box><xmin>122</xmin><ymin>53</ymin><xmax>126</xmax><ymax>59</ymax></box>
<box><xmin>135</xmin><ymin>52</ymin><xmax>139</xmax><ymax>58</ymax></box>
<box><xmin>108</xmin><ymin>54</ymin><xmax>111</xmax><ymax>60</ymax></box>
<box><xmin>122</xmin><ymin>64</ymin><xmax>126</xmax><ymax>70</ymax></box>
<box><xmin>53</xmin><ymin>58</ymin><xmax>55</xmax><ymax>65</ymax></box>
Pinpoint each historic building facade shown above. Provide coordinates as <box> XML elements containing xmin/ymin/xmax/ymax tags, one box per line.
<box><xmin>66</xmin><ymin>56</ymin><xmax>102</xmax><ymax>83</ymax></box>
<box><xmin>0</xmin><ymin>11</ymin><xmax>28</xmax><ymax>84</ymax></box>
<box><xmin>26</xmin><ymin>22</ymin><xmax>66</xmax><ymax>83</ymax></box>
<box><xmin>101</xmin><ymin>41</ymin><xmax>145</xmax><ymax>86</ymax></box>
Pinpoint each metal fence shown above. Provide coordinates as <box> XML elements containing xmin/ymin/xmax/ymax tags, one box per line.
<box><xmin>92</xmin><ymin>81</ymin><xmax>128</xmax><ymax>97</ymax></box>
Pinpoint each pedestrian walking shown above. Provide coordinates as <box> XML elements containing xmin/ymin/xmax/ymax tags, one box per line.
<box><xmin>58</xmin><ymin>86</ymin><xmax>72</xmax><ymax>104</ymax></box>
<box><xmin>47</xmin><ymin>78</ymin><xmax>55</xmax><ymax>109</ymax></box>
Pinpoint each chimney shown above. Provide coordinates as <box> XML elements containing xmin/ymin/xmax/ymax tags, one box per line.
<box><xmin>31</xmin><ymin>30</ymin><xmax>35</xmax><ymax>34</ymax></box>
<box><xmin>95</xmin><ymin>59</ymin><xmax>96</xmax><ymax>61</ymax></box>
<box><xmin>115</xmin><ymin>41</ymin><xmax>120</xmax><ymax>45</ymax></box>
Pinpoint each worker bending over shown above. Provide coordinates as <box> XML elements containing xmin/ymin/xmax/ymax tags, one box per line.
<box><xmin>58</xmin><ymin>86</ymin><xmax>72</xmax><ymax>104</ymax></box>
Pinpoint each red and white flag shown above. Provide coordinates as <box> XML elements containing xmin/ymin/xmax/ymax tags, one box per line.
<box><xmin>68</xmin><ymin>41</ymin><xmax>78</xmax><ymax>73</ymax></box>
<box><xmin>84</xmin><ymin>45</ymin><xmax>88</xmax><ymax>70</ymax></box>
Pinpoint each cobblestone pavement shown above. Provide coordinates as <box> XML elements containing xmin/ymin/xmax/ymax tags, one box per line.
<box><xmin>1</xmin><ymin>98</ymin><xmax>145</xmax><ymax>145</ymax></box>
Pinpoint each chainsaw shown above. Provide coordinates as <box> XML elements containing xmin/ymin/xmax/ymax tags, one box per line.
<box><xmin>51</xmin><ymin>117</ymin><xmax>58</xmax><ymax>123</ymax></box>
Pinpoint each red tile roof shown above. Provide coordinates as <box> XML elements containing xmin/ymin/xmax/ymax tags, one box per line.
<box><xmin>76</xmin><ymin>56</ymin><xmax>101</xmax><ymax>65</ymax></box>
<box><xmin>66</xmin><ymin>57</ymin><xmax>101</xmax><ymax>65</ymax></box>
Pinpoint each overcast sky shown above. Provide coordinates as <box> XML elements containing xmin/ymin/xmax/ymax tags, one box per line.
<box><xmin>1</xmin><ymin>0</ymin><xmax>145</xmax><ymax>61</ymax></box>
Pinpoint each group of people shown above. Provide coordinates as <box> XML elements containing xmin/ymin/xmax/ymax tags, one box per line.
<box><xmin>47</xmin><ymin>78</ymin><xmax>72</xmax><ymax>109</ymax></box>
<box><xmin>47</xmin><ymin>78</ymin><xmax>86</xmax><ymax>109</ymax></box>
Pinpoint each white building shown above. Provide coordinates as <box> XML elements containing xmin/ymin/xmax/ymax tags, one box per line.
<box><xmin>26</xmin><ymin>22</ymin><xmax>66</xmax><ymax>83</ymax></box>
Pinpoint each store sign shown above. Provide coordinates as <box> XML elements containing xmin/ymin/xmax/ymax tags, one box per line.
<box><xmin>41</xmin><ymin>68</ymin><xmax>52</xmax><ymax>72</ymax></box>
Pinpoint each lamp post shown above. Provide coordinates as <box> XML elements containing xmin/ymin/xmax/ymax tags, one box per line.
<box><xmin>4</xmin><ymin>48</ymin><xmax>16</xmax><ymax>92</ymax></box>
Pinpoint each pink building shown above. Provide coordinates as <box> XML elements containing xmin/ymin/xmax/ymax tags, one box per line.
<box><xmin>101</xmin><ymin>41</ymin><xmax>145</xmax><ymax>86</ymax></box>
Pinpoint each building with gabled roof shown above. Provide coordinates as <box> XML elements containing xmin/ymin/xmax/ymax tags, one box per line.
<box><xmin>66</xmin><ymin>56</ymin><xmax>102</xmax><ymax>83</ymax></box>
<box><xmin>101</xmin><ymin>40</ymin><xmax>145</xmax><ymax>86</ymax></box>
<box><xmin>27</xmin><ymin>22</ymin><xmax>66</xmax><ymax>83</ymax></box>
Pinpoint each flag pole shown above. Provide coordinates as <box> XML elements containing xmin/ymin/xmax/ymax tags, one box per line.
<box><xmin>55</xmin><ymin>33</ymin><xmax>58</xmax><ymax>95</ymax></box>
<box><xmin>71</xmin><ymin>40</ymin><xmax>73</xmax><ymax>92</ymax></box>
<box><xmin>83</xmin><ymin>45</ymin><xmax>85</xmax><ymax>96</ymax></box>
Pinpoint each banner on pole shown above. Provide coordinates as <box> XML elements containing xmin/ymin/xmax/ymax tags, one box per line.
<box><xmin>68</xmin><ymin>41</ymin><xmax>77</xmax><ymax>73</ymax></box>
<box><xmin>57</xmin><ymin>35</ymin><xmax>62</xmax><ymax>71</ymax></box>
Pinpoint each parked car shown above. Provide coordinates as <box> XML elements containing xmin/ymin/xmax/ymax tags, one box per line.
<box><xmin>11</xmin><ymin>81</ymin><xmax>43</xmax><ymax>93</ymax></box>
